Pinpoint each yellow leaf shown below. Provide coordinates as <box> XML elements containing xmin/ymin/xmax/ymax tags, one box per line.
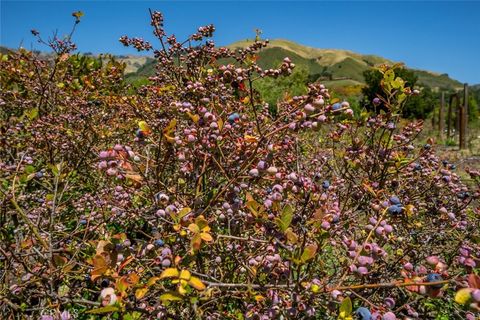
<box><xmin>146</xmin><ymin>276</ymin><xmax>160</xmax><ymax>287</ymax></box>
<box><xmin>338</xmin><ymin>297</ymin><xmax>352</xmax><ymax>320</ymax></box>
<box><xmin>138</xmin><ymin>121</ymin><xmax>151</xmax><ymax>133</ymax></box>
<box><xmin>125</xmin><ymin>173</ymin><xmax>143</xmax><ymax>183</ymax></box>
<box><xmin>404</xmin><ymin>204</ymin><xmax>415</xmax><ymax>216</ymax></box>
<box><xmin>160</xmin><ymin>268</ymin><xmax>179</xmax><ymax>279</ymax></box>
<box><xmin>188</xmin><ymin>223</ymin><xmax>200</xmax><ymax>233</ymax></box>
<box><xmin>160</xmin><ymin>292</ymin><xmax>183</xmax><ymax>301</ymax></box>
<box><xmin>164</xmin><ymin>134</ymin><xmax>176</xmax><ymax>144</ymax></box>
<box><xmin>454</xmin><ymin>288</ymin><xmax>472</xmax><ymax>305</ymax></box>
<box><xmin>179</xmin><ymin>270</ymin><xmax>191</xmax><ymax>281</ymax></box>
<box><xmin>244</xmin><ymin>135</ymin><xmax>258</xmax><ymax>143</ymax></box>
<box><xmin>217</xmin><ymin>118</ymin><xmax>224</xmax><ymax>130</ymax></box>
<box><xmin>163</xmin><ymin>119</ymin><xmax>177</xmax><ymax>135</ymax></box>
<box><xmin>188</xmin><ymin>276</ymin><xmax>206</xmax><ymax>291</ymax></box>
<box><xmin>135</xmin><ymin>287</ymin><xmax>148</xmax><ymax>299</ymax></box>
<box><xmin>178</xmin><ymin>283</ymin><xmax>187</xmax><ymax>295</ymax></box>
<box><xmin>200</xmin><ymin>232</ymin><xmax>213</xmax><ymax>242</ymax></box>
<box><xmin>187</xmin><ymin>112</ymin><xmax>200</xmax><ymax>124</ymax></box>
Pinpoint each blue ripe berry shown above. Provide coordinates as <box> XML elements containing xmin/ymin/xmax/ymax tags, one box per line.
<box><xmin>35</xmin><ymin>171</ymin><xmax>44</xmax><ymax>179</ymax></box>
<box><xmin>322</xmin><ymin>180</ymin><xmax>330</xmax><ymax>189</ymax></box>
<box><xmin>423</xmin><ymin>144</ymin><xmax>431</xmax><ymax>150</ymax></box>
<box><xmin>389</xmin><ymin>196</ymin><xmax>401</xmax><ymax>205</ymax></box>
<box><xmin>227</xmin><ymin>112</ymin><xmax>240</xmax><ymax>124</ymax></box>
<box><xmin>388</xmin><ymin>205</ymin><xmax>402</xmax><ymax>215</ymax></box>
<box><xmin>79</xmin><ymin>219</ymin><xmax>87</xmax><ymax>225</ymax></box>
<box><xmin>457</xmin><ymin>191</ymin><xmax>470</xmax><ymax>200</ymax></box>
<box><xmin>442</xmin><ymin>160</ymin><xmax>448</xmax><ymax>167</ymax></box>
<box><xmin>449</xmin><ymin>164</ymin><xmax>456</xmax><ymax>170</ymax></box>
<box><xmin>355</xmin><ymin>307</ymin><xmax>372</xmax><ymax>320</ymax></box>
<box><xmin>332</xmin><ymin>103</ymin><xmax>342</xmax><ymax>111</ymax></box>
<box><xmin>136</xmin><ymin>129</ymin><xmax>145</xmax><ymax>139</ymax></box>
<box><xmin>413</xmin><ymin>163</ymin><xmax>422</xmax><ymax>171</ymax></box>
<box><xmin>426</xmin><ymin>273</ymin><xmax>443</xmax><ymax>289</ymax></box>
<box><xmin>154</xmin><ymin>239</ymin><xmax>165</xmax><ymax>247</ymax></box>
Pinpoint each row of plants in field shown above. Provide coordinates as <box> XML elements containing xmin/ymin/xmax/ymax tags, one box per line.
<box><xmin>1</xmin><ymin>11</ymin><xmax>479</xmax><ymax>320</ymax></box>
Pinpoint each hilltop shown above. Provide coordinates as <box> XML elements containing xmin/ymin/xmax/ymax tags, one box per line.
<box><xmin>0</xmin><ymin>42</ymin><xmax>468</xmax><ymax>90</ymax></box>
<box><xmin>121</xmin><ymin>39</ymin><xmax>464</xmax><ymax>90</ymax></box>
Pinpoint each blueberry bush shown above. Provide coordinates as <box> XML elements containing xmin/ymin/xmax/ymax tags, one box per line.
<box><xmin>1</xmin><ymin>11</ymin><xmax>479</xmax><ymax>320</ymax></box>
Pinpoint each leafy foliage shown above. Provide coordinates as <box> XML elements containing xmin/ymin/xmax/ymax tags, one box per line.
<box><xmin>0</xmin><ymin>11</ymin><xmax>479</xmax><ymax>320</ymax></box>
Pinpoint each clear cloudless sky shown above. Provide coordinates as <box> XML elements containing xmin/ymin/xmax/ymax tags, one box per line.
<box><xmin>1</xmin><ymin>1</ymin><xmax>479</xmax><ymax>83</ymax></box>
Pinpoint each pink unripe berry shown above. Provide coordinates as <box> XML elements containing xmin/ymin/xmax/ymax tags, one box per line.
<box><xmin>426</xmin><ymin>256</ymin><xmax>440</xmax><ymax>266</ymax></box>
<box><xmin>266</xmin><ymin>166</ymin><xmax>278</xmax><ymax>175</ymax></box>
<box><xmin>313</xmin><ymin>98</ymin><xmax>324</xmax><ymax>107</ymax></box>
<box><xmin>382</xmin><ymin>312</ymin><xmax>396</xmax><ymax>320</ymax></box>
<box><xmin>98</xmin><ymin>161</ymin><xmax>108</xmax><ymax>170</ymax></box>
<box><xmin>106</xmin><ymin>168</ymin><xmax>117</xmax><ymax>176</ymax></box>
<box><xmin>317</xmin><ymin>115</ymin><xmax>327</xmax><ymax>122</ymax></box>
<box><xmin>99</xmin><ymin>151</ymin><xmax>109</xmax><ymax>159</ymax></box>
<box><xmin>249</xmin><ymin>168</ymin><xmax>259</xmax><ymax>177</ymax></box>
<box><xmin>304</xmin><ymin>103</ymin><xmax>315</xmax><ymax>114</ymax></box>
<box><xmin>472</xmin><ymin>289</ymin><xmax>480</xmax><ymax>302</ymax></box>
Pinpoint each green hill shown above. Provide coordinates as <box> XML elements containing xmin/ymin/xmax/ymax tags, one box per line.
<box><xmin>125</xmin><ymin>39</ymin><xmax>463</xmax><ymax>90</ymax></box>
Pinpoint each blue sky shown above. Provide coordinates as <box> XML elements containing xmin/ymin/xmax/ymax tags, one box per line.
<box><xmin>1</xmin><ymin>1</ymin><xmax>479</xmax><ymax>84</ymax></box>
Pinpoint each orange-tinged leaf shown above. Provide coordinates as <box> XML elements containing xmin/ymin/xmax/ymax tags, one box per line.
<box><xmin>118</xmin><ymin>255</ymin><xmax>134</xmax><ymax>272</ymax></box>
<box><xmin>92</xmin><ymin>254</ymin><xmax>108</xmax><ymax>268</ymax></box>
<box><xmin>52</xmin><ymin>255</ymin><xmax>68</xmax><ymax>267</ymax></box>
<box><xmin>468</xmin><ymin>274</ymin><xmax>480</xmax><ymax>289</ymax></box>
<box><xmin>127</xmin><ymin>273</ymin><xmax>140</xmax><ymax>286</ymax></box>
<box><xmin>179</xmin><ymin>270</ymin><xmax>191</xmax><ymax>281</ymax></box>
<box><xmin>191</xmin><ymin>234</ymin><xmax>202</xmax><ymax>251</ymax></box>
<box><xmin>300</xmin><ymin>243</ymin><xmax>318</xmax><ymax>263</ymax></box>
<box><xmin>160</xmin><ymin>268</ymin><xmax>179</xmax><ymax>279</ymax></box>
<box><xmin>200</xmin><ymin>232</ymin><xmax>213</xmax><ymax>242</ymax></box>
<box><xmin>244</xmin><ymin>135</ymin><xmax>258</xmax><ymax>143</ymax></box>
<box><xmin>188</xmin><ymin>276</ymin><xmax>206</xmax><ymax>290</ymax></box>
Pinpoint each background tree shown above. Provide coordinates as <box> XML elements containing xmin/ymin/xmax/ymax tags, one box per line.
<box><xmin>362</xmin><ymin>66</ymin><xmax>437</xmax><ymax>119</ymax></box>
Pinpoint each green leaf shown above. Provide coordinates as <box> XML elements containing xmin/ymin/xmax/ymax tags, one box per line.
<box><xmin>384</xmin><ymin>69</ymin><xmax>395</xmax><ymax>83</ymax></box>
<box><xmin>338</xmin><ymin>297</ymin><xmax>352</xmax><ymax>319</ymax></box>
<box><xmin>86</xmin><ymin>305</ymin><xmax>120</xmax><ymax>314</ymax></box>
<box><xmin>276</xmin><ymin>204</ymin><xmax>293</xmax><ymax>232</ymax></box>
<box><xmin>25</xmin><ymin>107</ymin><xmax>39</xmax><ymax>120</ymax></box>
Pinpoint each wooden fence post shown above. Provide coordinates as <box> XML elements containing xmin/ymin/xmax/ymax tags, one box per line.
<box><xmin>447</xmin><ymin>94</ymin><xmax>453</xmax><ymax>138</ymax></box>
<box><xmin>439</xmin><ymin>92</ymin><xmax>445</xmax><ymax>138</ymax></box>
<box><xmin>460</xmin><ymin>83</ymin><xmax>468</xmax><ymax>149</ymax></box>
